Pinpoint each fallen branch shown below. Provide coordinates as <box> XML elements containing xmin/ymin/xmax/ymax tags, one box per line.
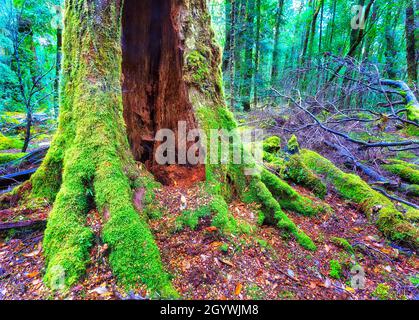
<box><xmin>0</xmin><ymin>168</ymin><xmax>38</xmax><ymax>189</ymax></box>
<box><xmin>324</xmin><ymin>141</ymin><xmax>388</xmax><ymax>184</ymax></box>
<box><xmin>0</xmin><ymin>219</ymin><xmax>46</xmax><ymax>231</ymax></box>
<box><xmin>272</xmin><ymin>88</ymin><xmax>419</xmax><ymax>149</ymax></box>
<box><xmin>371</xmin><ymin>187</ymin><xmax>419</xmax><ymax>209</ymax></box>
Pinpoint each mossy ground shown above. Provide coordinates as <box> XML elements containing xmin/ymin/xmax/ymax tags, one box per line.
<box><xmin>300</xmin><ymin>149</ymin><xmax>419</xmax><ymax>248</ymax></box>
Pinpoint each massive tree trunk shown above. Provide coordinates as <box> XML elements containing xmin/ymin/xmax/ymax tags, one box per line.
<box><xmin>23</xmin><ymin>0</ymin><xmax>316</xmax><ymax>296</ymax></box>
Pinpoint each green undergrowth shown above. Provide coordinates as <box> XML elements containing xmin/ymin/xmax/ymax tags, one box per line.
<box><xmin>0</xmin><ymin>134</ymin><xmax>23</xmax><ymax>151</ymax></box>
<box><xmin>0</xmin><ymin>152</ymin><xmax>26</xmax><ymax>165</ymax></box>
<box><xmin>175</xmin><ymin>194</ymin><xmax>255</xmax><ymax>236</ymax></box>
<box><xmin>300</xmin><ymin>149</ymin><xmax>419</xmax><ymax>248</ymax></box>
<box><xmin>382</xmin><ymin>159</ymin><xmax>419</xmax><ymax>185</ymax></box>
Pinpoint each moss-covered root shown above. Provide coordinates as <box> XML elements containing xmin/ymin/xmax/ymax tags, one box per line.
<box><xmin>300</xmin><ymin>150</ymin><xmax>419</xmax><ymax>248</ymax></box>
<box><xmin>42</xmin><ymin>163</ymin><xmax>94</xmax><ymax>290</ymax></box>
<box><xmin>262</xmin><ymin>137</ymin><xmax>327</xmax><ymax>199</ymax></box>
<box><xmin>261</xmin><ymin>169</ymin><xmax>329</xmax><ymax>217</ymax></box>
<box><xmin>95</xmin><ymin>166</ymin><xmax>178</xmax><ymax>299</ymax></box>
<box><xmin>382</xmin><ymin>159</ymin><xmax>419</xmax><ymax>185</ymax></box>
<box><xmin>249</xmin><ymin>179</ymin><xmax>316</xmax><ymax>251</ymax></box>
<box><xmin>284</xmin><ymin>155</ymin><xmax>328</xmax><ymax>199</ymax></box>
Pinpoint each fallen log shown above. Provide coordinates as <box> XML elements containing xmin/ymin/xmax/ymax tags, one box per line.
<box><xmin>325</xmin><ymin>141</ymin><xmax>419</xmax><ymax>209</ymax></box>
<box><xmin>0</xmin><ymin>219</ymin><xmax>46</xmax><ymax>231</ymax></box>
<box><xmin>324</xmin><ymin>141</ymin><xmax>389</xmax><ymax>183</ymax></box>
<box><xmin>0</xmin><ymin>147</ymin><xmax>48</xmax><ymax>170</ymax></box>
<box><xmin>372</xmin><ymin>187</ymin><xmax>419</xmax><ymax>210</ymax></box>
<box><xmin>0</xmin><ymin>168</ymin><xmax>38</xmax><ymax>189</ymax></box>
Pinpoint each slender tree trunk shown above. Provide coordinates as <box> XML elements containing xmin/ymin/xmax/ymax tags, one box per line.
<box><xmin>222</xmin><ymin>0</ymin><xmax>232</xmax><ymax>72</ymax></box>
<box><xmin>405</xmin><ymin>0</ymin><xmax>417</xmax><ymax>85</ymax></box>
<box><xmin>300</xmin><ymin>0</ymin><xmax>313</xmax><ymax>65</ymax></box>
<box><xmin>53</xmin><ymin>26</ymin><xmax>62</xmax><ymax>119</ymax></box>
<box><xmin>307</xmin><ymin>0</ymin><xmax>324</xmax><ymax>61</ymax></box>
<box><xmin>271</xmin><ymin>0</ymin><xmax>285</xmax><ymax>87</ymax></box>
<box><xmin>234</xmin><ymin>0</ymin><xmax>246</xmax><ymax>107</ymax></box>
<box><xmin>384</xmin><ymin>11</ymin><xmax>398</xmax><ymax>79</ymax></box>
<box><xmin>229</xmin><ymin>0</ymin><xmax>237</xmax><ymax>108</ymax></box>
<box><xmin>328</xmin><ymin>0</ymin><xmax>337</xmax><ymax>51</ymax></box>
<box><xmin>253</xmin><ymin>0</ymin><xmax>261</xmax><ymax>108</ymax></box>
<box><xmin>318</xmin><ymin>0</ymin><xmax>324</xmax><ymax>54</ymax></box>
<box><xmin>241</xmin><ymin>0</ymin><xmax>255</xmax><ymax>112</ymax></box>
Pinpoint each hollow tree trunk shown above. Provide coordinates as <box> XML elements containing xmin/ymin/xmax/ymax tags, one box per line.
<box><xmin>26</xmin><ymin>0</ymin><xmax>316</xmax><ymax>296</ymax></box>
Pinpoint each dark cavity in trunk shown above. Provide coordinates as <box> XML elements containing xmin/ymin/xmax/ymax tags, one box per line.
<box><xmin>121</xmin><ymin>0</ymin><xmax>205</xmax><ymax>187</ymax></box>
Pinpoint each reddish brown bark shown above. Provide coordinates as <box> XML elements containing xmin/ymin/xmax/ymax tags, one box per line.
<box><xmin>121</xmin><ymin>0</ymin><xmax>203</xmax><ymax>185</ymax></box>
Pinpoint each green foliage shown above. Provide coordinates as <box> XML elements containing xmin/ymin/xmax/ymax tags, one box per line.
<box><xmin>0</xmin><ymin>0</ymin><xmax>61</xmax><ymax>115</ymax></box>
<box><xmin>220</xmin><ymin>243</ymin><xmax>229</xmax><ymax>253</ymax></box>
<box><xmin>210</xmin><ymin>195</ymin><xmax>238</xmax><ymax>234</ymax></box>
<box><xmin>176</xmin><ymin>206</ymin><xmax>212</xmax><ymax>231</ymax></box>
<box><xmin>0</xmin><ymin>152</ymin><xmax>26</xmax><ymax>164</ymax></box>
<box><xmin>0</xmin><ymin>133</ymin><xmax>23</xmax><ymax>150</ymax></box>
<box><xmin>329</xmin><ymin>260</ymin><xmax>342</xmax><ymax>279</ymax></box>
<box><xmin>372</xmin><ymin>283</ymin><xmax>391</xmax><ymax>300</ymax></box>
<box><xmin>285</xmin><ymin>135</ymin><xmax>299</xmax><ymax>154</ymax></box>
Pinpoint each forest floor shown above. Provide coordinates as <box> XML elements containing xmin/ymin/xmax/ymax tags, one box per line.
<box><xmin>0</xmin><ymin>183</ymin><xmax>417</xmax><ymax>300</ymax></box>
<box><xmin>0</xmin><ymin>111</ymin><xmax>418</xmax><ymax>300</ymax></box>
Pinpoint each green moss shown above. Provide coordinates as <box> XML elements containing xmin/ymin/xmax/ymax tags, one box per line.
<box><xmin>285</xmin><ymin>135</ymin><xmax>300</xmax><ymax>154</ymax></box>
<box><xmin>261</xmin><ymin>169</ymin><xmax>329</xmax><ymax>216</ymax></box>
<box><xmin>329</xmin><ymin>260</ymin><xmax>342</xmax><ymax>279</ymax></box>
<box><xmin>0</xmin><ymin>152</ymin><xmax>26</xmax><ymax>165</ymax></box>
<box><xmin>0</xmin><ymin>134</ymin><xmax>23</xmax><ymax>151</ymax></box>
<box><xmin>284</xmin><ymin>155</ymin><xmax>327</xmax><ymax>199</ymax></box>
<box><xmin>382</xmin><ymin>159</ymin><xmax>419</xmax><ymax>185</ymax></box>
<box><xmin>301</xmin><ymin>150</ymin><xmax>419</xmax><ymax>248</ymax></box>
<box><xmin>185</xmin><ymin>50</ymin><xmax>211</xmax><ymax>88</ymax></box>
<box><xmin>210</xmin><ymin>195</ymin><xmax>238</xmax><ymax>234</ymax></box>
<box><xmin>248</xmin><ymin>178</ymin><xmax>316</xmax><ymax>251</ymax></box>
<box><xmin>372</xmin><ymin>283</ymin><xmax>391</xmax><ymax>300</ymax></box>
<box><xmin>262</xmin><ymin>136</ymin><xmax>326</xmax><ymax>199</ymax></box>
<box><xmin>395</xmin><ymin>151</ymin><xmax>416</xmax><ymax>160</ymax></box>
<box><xmin>331</xmin><ymin>237</ymin><xmax>354</xmax><ymax>254</ymax></box>
<box><xmin>404</xmin><ymin>184</ymin><xmax>419</xmax><ymax>197</ymax></box>
<box><xmin>43</xmin><ymin>168</ymin><xmax>95</xmax><ymax>291</ymax></box>
<box><xmin>263</xmin><ymin>136</ymin><xmax>281</xmax><ymax>154</ymax></box>
<box><xmin>404</xmin><ymin>206</ymin><xmax>419</xmax><ymax>222</ymax></box>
